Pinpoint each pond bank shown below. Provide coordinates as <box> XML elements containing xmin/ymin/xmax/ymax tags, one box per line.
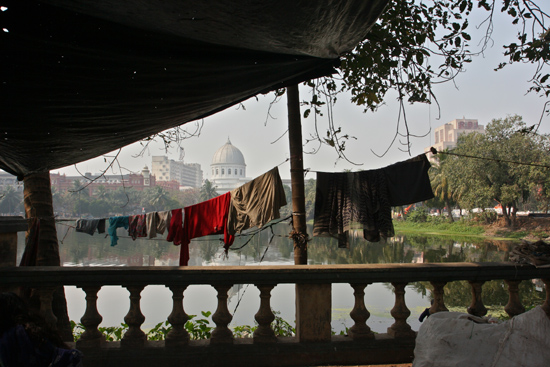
<box><xmin>393</xmin><ymin>216</ymin><xmax>550</xmax><ymax>242</ymax></box>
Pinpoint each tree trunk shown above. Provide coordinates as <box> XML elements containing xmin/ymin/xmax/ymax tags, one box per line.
<box><xmin>501</xmin><ymin>204</ymin><xmax>512</xmax><ymax>227</ymax></box>
<box><xmin>444</xmin><ymin>198</ymin><xmax>454</xmax><ymax>223</ymax></box>
<box><xmin>287</xmin><ymin>84</ymin><xmax>308</xmax><ymax>265</ymax></box>
<box><xmin>23</xmin><ymin>172</ymin><xmax>73</xmax><ymax>341</ymax></box>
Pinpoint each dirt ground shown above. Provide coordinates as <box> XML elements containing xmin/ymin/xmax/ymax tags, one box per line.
<box><xmin>480</xmin><ymin>216</ymin><xmax>550</xmax><ymax>240</ymax></box>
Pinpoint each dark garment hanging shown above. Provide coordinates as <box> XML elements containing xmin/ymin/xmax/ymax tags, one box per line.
<box><xmin>313</xmin><ymin>169</ymin><xmax>394</xmax><ymax>248</ymax></box>
<box><xmin>383</xmin><ymin>154</ymin><xmax>434</xmax><ymax>206</ymax></box>
<box><xmin>313</xmin><ymin>154</ymin><xmax>434</xmax><ymax>248</ymax></box>
<box><xmin>146</xmin><ymin>210</ymin><xmax>171</xmax><ymax>239</ymax></box>
<box><xmin>128</xmin><ymin>214</ymin><xmax>147</xmax><ymax>240</ymax></box>
<box><xmin>227</xmin><ymin>167</ymin><xmax>287</xmax><ymax>236</ymax></box>
<box><xmin>75</xmin><ymin>218</ymin><xmax>105</xmax><ymax>236</ymax></box>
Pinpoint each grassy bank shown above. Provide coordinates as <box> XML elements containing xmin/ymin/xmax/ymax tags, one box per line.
<box><xmin>393</xmin><ymin>218</ymin><xmax>486</xmax><ymax>237</ymax></box>
<box><xmin>393</xmin><ymin>215</ymin><xmax>550</xmax><ymax>241</ymax></box>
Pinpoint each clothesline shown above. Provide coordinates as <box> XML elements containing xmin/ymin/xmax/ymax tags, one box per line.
<box><xmin>54</xmin><ymin>167</ymin><xmax>288</xmax><ymax>266</ymax></box>
<box><xmin>430</xmin><ymin>147</ymin><xmax>550</xmax><ymax>169</ymax></box>
<box><xmin>56</xmin><ymin>215</ymin><xmax>292</xmax><ymax>247</ymax></box>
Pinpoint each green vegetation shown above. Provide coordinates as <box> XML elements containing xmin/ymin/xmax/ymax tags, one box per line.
<box><xmin>434</xmin><ymin>115</ymin><xmax>550</xmax><ymax>227</ymax></box>
<box><xmin>393</xmin><ymin>217</ymin><xmax>485</xmax><ymax>237</ymax></box>
<box><xmin>70</xmin><ymin>310</ymin><xmax>296</xmax><ymax>342</ymax></box>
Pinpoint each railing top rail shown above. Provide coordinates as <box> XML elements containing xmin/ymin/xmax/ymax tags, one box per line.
<box><xmin>1</xmin><ymin>263</ymin><xmax>549</xmax><ymax>287</ymax></box>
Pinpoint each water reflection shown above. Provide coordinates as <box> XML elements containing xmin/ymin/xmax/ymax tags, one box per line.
<box><xmin>16</xmin><ymin>223</ymin><xmax>545</xmax><ymax>334</ymax></box>
<box><xmin>37</xmin><ymin>223</ymin><xmax>518</xmax><ymax>267</ymax></box>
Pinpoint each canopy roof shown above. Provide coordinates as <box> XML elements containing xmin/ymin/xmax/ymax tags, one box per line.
<box><xmin>1</xmin><ymin>0</ymin><xmax>388</xmax><ymax>178</ymax></box>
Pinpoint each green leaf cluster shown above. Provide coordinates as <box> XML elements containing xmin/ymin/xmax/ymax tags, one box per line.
<box><xmin>437</xmin><ymin>115</ymin><xmax>550</xmax><ymax>226</ymax></box>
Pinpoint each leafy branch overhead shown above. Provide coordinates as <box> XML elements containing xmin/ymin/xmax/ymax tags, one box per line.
<box><xmin>341</xmin><ymin>0</ymin><xmax>549</xmax><ymax>110</ymax></box>
<box><xmin>301</xmin><ymin>0</ymin><xmax>549</xmax><ymax>158</ymax></box>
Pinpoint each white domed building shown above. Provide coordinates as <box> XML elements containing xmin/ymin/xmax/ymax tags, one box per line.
<box><xmin>210</xmin><ymin>138</ymin><xmax>249</xmax><ymax>193</ymax></box>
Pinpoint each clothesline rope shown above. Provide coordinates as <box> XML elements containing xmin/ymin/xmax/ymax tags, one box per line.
<box><xmin>56</xmin><ymin>216</ymin><xmax>292</xmax><ymax>245</ymax></box>
<box><xmin>430</xmin><ymin>147</ymin><xmax>550</xmax><ymax>169</ymax></box>
<box><xmin>232</xmin><ymin>225</ymin><xmax>276</xmax><ymax>316</ymax></box>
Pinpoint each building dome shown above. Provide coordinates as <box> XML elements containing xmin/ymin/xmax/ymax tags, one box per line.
<box><xmin>210</xmin><ymin>138</ymin><xmax>247</xmax><ymax>193</ymax></box>
<box><xmin>211</xmin><ymin>138</ymin><xmax>246</xmax><ymax>166</ymax></box>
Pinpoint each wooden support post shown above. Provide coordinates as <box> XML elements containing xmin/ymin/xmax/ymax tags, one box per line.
<box><xmin>287</xmin><ymin>84</ymin><xmax>308</xmax><ymax>265</ymax></box>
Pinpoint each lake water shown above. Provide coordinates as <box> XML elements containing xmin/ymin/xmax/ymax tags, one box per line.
<box><xmin>16</xmin><ymin>221</ymin><xmax>526</xmax><ymax>334</ymax></box>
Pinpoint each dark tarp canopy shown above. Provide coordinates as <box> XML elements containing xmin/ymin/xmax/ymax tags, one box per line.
<box><xmin>0</xmin><ymin>0</ymin><xmax>388</xmax><ymax>178</ymax></box>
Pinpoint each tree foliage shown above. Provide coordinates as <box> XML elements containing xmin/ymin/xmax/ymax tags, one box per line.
<box><xmin>302</xmin><ymin>0</ymin><xmax>550</xmax><ymax>158</ymax></box>
<box><xmin>437</xmin><ymin>115</ymin><xmax>550</xmax><ymax>225</ymax></box>
<box><xmin>199</xmin><ymin>179</ymin><xmax>219</xmax><ymax>201</ymax></box>
<box><xmin>0</xmin><ymin>186</ymin><xmax>23</xmax><ymax>214</ymax></box>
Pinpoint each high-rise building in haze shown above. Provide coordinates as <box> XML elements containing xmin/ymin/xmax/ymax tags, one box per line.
<box><xmin>425</xmin><ymin>118</ymin><xmax>485</xmax><ymax>160</ymax></box>
<box><xmin>151</xmin><ymin>156</ymin><xmax>203</xmax><ymax>188</ymax></box>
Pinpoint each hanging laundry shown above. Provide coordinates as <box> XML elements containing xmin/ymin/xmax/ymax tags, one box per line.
<box><xmin>178</xmin><ymin>192</ymin><xmax>234</xmax><ymax>266</ymax></box>
<box><xmin>107</xmin><ymin>216</ymin><xmax>129</xmax><ymax>247</ymax></box>
<box><xmin>383</xmin><ymin>154</ymin><xmax>434</xmax><ymax>206</ymax></box>
<box><xmin>75</xmin><ymin>218</ymin><xmax>105</xmax><ymax>236</ymax></box>
<box><xmin>166</xmin><ymin>208</ymin><xmax>184</xmax><ymax>245</ymax></box>
<box><xmin>313</xmin><ymin>154</ymin><xmax>434</xmax><ymax>248</ymax></box>
<box><xmin>227</xmin><ymin>167</ymin><xmax>287</xmax><ymax>235</ymax></box>
<box><xmin>313</xmin><ymin>169</ymin><xmax>394</xmax><ymax>248</ymax></box>
<box><xmin>146</xmin><ymin>210</ymin><xmax>172</xmax><ymax>239</ymax></box>
<box><xmin>128</xmin><ymin>214</ymin><xmax>147</xmax><ymax>240</ymax></box>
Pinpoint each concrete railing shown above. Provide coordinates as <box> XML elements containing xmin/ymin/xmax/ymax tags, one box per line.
<box><xmin>1</xmin><ymin>263</ymin><xmax>550</xmax><ymax>367</ymax></box>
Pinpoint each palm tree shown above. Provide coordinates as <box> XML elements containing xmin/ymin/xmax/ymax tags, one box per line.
<box><xmin>200</xmin><ymin>179</ymin><xmax>218</xmax><ymax>201</ymax></box>
<box><xmin>145</xmin><ymin>186</ymin><xmax>176</xmax><ymax>211</ymax></box>
<box><xmin>93</xmin><ymin>185</ymin><xmax>109</xmax><ymax>200</ymax></box>
<box><xmin>429</xmin><ymin>155</ymin><xmax>455</xmax><ymax>222</ymax></box>
<box><xmin>0</xmin><ymin>185</ymin><xmax>23</xmax><ymax>214</ymax></box>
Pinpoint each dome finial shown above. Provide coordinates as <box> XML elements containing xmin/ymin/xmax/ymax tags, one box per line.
<box><xmin>227</xmin><ymin>136</ymin><xmax>231</xmax><ymax>145</ymax></box>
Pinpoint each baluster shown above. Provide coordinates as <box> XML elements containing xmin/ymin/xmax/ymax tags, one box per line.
<box><xmin>253</xmin><ymin>284</ymin><xmax>277</xmax><ymax>343</ymax></box>
<box><xmin>348</xmin><ymin>283</ymin><xmax>374</xmax><ymax>340</ymax></box>
<box><xmin>37</xmin><ymin>287</ymin><xmax>57</xmax><ymax>330</ymax></box>
<box><xmin>166</xmin><ymin>285</ymin><xmax>189</xmax><ymax>347</ymax></box>
<box><xmin>76</xmin><ymin>286</ymin><xmax>105</xmax><ymax>348</ymax></box>
<box><xmin>467</xmin><ymin>281</ymin><xmax>487</xmax><ymax>317</ymax></box>
<box><xmin>210</xmin><ymin>284</ymin><xmax>234</xmax><ymax>344</ymax></box>
<box><xmin>504</xmin><ymin>280</ymin><xmax>525</xmax><ymax>317</ymax></box>
<box><xmin>121</xmin><ymin>285</ymin><xmax>146</xmax><ymax>347</ymax></box>
<box><xmin>542</xmin><ymin>279</ymin><xmax>550</xmax><ymax>317</ymax></box>
<box><xmin>429</xmin><ymin>281</ymin><xmax>448</xmax><ymax>314</ymax></box>
<box><xmin>387</xmin><ymin>282</ymin><xmax>415</xmax><ymax>338</ymax></box>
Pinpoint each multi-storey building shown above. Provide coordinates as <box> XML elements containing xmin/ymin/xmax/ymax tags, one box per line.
<box><xmin>151</xmin><ymin>156</ymin><xmax>203</xmax><ymax>188</ymax></box>
<box><xmin>425</xmin><ymin>118</ymin><xmax>485</xmax><ymax>159</ymax></box>
<box><xmin>49</xmin><ymin>166</ymin><xmax>163</xmax><ymax>196</ymax></box>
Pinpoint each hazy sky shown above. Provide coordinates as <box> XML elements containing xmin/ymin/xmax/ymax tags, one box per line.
<box><xmin>56</xmin><ymin>6</ymin><xmax>550</xmax><ymax>181</ymax></box>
